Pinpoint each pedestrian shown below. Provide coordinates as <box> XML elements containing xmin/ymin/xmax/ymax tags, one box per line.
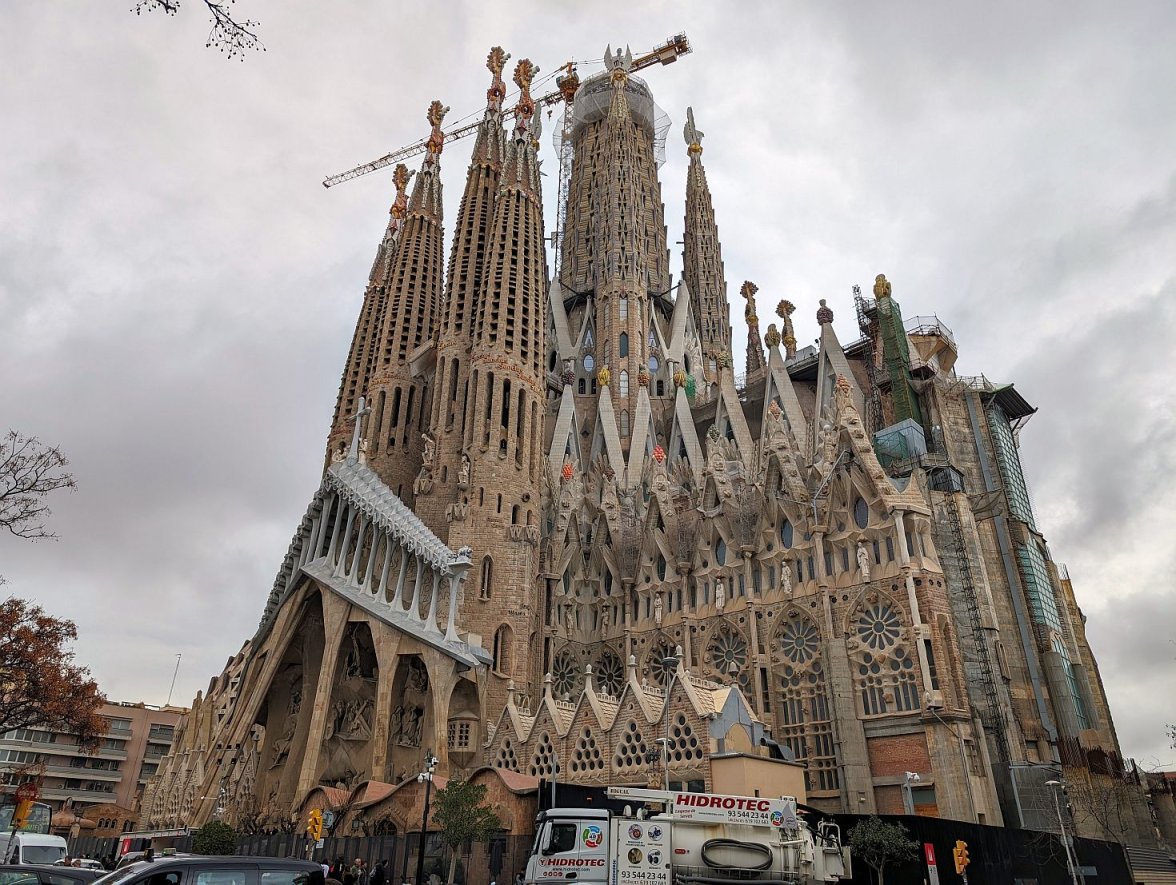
<box><xmin>321</xmin><ymin>861</ymin><xmax>331</xmax><ymax>878</ymax></box>
<box><xmin>342</xmin><ymin>872</ymin><xmax>357</xmax><ymax>885</ymax></box>
<box><xmin>351</xmin><ymin>858</ymin><xmax>367</xmax><ymax>885</ymax></box>
<box><xmin>370</xmin><ymin>860</ymin><xmax>387</xmax><ymax>885</ymax></box>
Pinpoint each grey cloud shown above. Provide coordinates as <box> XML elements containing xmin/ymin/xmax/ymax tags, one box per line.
<box><xmin>1</xmin><ymin>0</ymin><xmax>1174</xmax><ymax>767</ymax></box>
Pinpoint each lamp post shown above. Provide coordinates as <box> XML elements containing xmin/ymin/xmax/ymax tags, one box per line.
<box><xmin>1045</xmin><ymin>779</ymin><xmax>1079</xmax><ymax>885</ymax></box>
<box><xmin>412</xmin><ymin>751</ymin><xmax>439</xmax><ymax>885</ymax></box>
<box><xmin>902</xmin><ymin>771</ymin><xmax>920</xmax><ymax>815</ymax></box>
<box><xmin>659</xmin><ymin>650</ymin><xmax>683</xmax><ymax>791</ymax></box>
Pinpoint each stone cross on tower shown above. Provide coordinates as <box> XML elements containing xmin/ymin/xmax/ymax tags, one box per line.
<box><xmin>347</xmin><ymin>396</ymin><xmax>372</xmax><ymax>461</ymax></box>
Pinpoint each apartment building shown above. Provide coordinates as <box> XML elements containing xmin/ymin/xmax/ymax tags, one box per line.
<box><xmin>0</xmin><ymin>701</ymin><xmax>186</xmax><ymax>813</ymax></box>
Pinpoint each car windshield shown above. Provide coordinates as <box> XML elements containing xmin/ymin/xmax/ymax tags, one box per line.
<box><xmin>23</xmin><ymin>846</ymin><xmax>68</xmax><ymax>864</ymax></box>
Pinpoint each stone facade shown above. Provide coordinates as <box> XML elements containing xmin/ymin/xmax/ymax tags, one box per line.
<box><xmin>141</xmin><ymin>43</ymin><xmax>1157</xmax><ymax>849</ymax></box>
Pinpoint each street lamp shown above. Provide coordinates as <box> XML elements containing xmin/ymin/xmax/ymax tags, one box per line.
<box><xmin>1045</xmin><ymin>780</ymin><xmax>1079</xmax><ymax>885</ymax></box>
<box><xmin>902</xmin><ymin>772</ymin><xmax>920</xmax><ymax>815</ymax></box>
<box><xmin>408</xmin><ymin>751</ymin><xmax>439</xmax><ymax>885</ymax></box>
<box><xmin>659</xmin><ymin>650</ymin><xmax>683</xmax><ymax>791</ymax></box>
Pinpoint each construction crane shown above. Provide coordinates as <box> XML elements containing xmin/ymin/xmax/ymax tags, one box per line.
<box><xmin>321</xmin><ymin>33</ymin><xmax>692</xmax><ymax>189</ymax></box>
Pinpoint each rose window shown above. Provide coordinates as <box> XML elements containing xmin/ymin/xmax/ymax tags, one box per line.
<box><xmin>596</xmin><ymin>650</ymin><xmax>625</xmax><ymax>697</ymax></box>
<box><xmin>552</xmin><ymin>650</ymin><xmax>580</xmax><ymax>698</ymax></box>
<box><xmin>708</xmin><ymin>626</ymin><xmax>749</xmax><ymax>679</ymax></box>
<box><xmin>778</xmin><ymin>619</ymin><xmax>820</xmax><ymax>664</ymax></box>
<box><xmin>855</xmin><ymin>603</ymin><xmax>901</xmax><ymax>651</ymax></box>
<box><xmin>648</xmin><ymin>642</ymin><xmax>677</xmax><ymax>687</ymax></box>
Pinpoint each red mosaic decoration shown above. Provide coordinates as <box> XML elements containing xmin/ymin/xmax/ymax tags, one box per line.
<box><xmin>652</xmin><ymin>444</ymin><xmax>666</xmax><ymax>464</ymax></box>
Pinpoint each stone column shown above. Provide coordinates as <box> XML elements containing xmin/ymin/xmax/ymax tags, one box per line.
<box><xmin>294</xmin><ymin>596</ymin><xmax>350</xmax><ymax>799</ymax></box>
<box><xmin>370</xmin><ymin>629</ymin><xmax>404</xmax><ymax>781</ymax></box>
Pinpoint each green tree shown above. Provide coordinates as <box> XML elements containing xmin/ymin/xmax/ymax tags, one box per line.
<box><xmin>847</xmin><ymin>816</ymin><xmax>919</xmax><ymax>885</ymax></box>
<box><xmin>192</xmin><ymin>820</ymin><xmax>238</xmax><ymax>855</ymax></box>
<box><xmin>431</xmin><ymin>779</ymin><xmax>501</xmax><ymax>885</ymax></box>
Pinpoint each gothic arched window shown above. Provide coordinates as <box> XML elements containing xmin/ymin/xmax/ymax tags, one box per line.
<box><xmin>492</xmin><ymin>624</ymin><xmax>512</xmax><ymax>675</ymax></box>
<box><xmin>619</xmin><ymin>370</ymin><xmax>629</xmax><ymax>396</ymax></box>
<box><xmin>480</xmin><ymin>556</ymin><xmax>493</xmax><ymax>600</ymax></box>
<box><xmin>774</xmin><ymin>616</ymin><xmax>838</xmax><ymax>791</ymax></box>
<box><xmin>853</xmin><ymin>599</ymin><xmax>920</xmax><ymax>715</ymax></box>
<box><xmin>619</xmin><ymin>333</ymin><xmax>629</xmax><ymax>357</ymax></box>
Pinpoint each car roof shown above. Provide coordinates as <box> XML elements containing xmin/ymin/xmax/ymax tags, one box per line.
<box><xmin>120</xmin><ymin>858</ymin><xmax>318</xmax><ymax>868</ymax></box>
<box><xmin>3</xmin><ymin>867</ymin><xmax>104</xmax><ymax>881</ymax></box>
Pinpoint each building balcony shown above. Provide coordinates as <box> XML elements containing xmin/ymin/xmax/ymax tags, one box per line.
<box><xmin>42</xmin><ymin>764</ymin><xmax>123</xmax><ymax>781</ymax></box>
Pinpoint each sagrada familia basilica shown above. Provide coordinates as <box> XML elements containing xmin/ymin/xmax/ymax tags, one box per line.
<box><xmin>142</xmin><ymin>43</ymin><xmax>1154</xmax><ymax>842</ymax></box>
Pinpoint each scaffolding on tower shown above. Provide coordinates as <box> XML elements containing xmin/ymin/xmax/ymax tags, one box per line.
<box><xmin>550</xmin><ymin>64</ymin><xmax>581</xmax><ymax>286</ymax></box>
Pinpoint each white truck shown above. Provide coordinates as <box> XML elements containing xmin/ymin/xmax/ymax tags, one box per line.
<box><xmin>0</xmin><ymin>831</ymin><xmax>69</xmax><ymax>865</ymax></box>
<box><xmin>524</xmin><ymin>787</ymin><xmax>850</xmax><ymax>885</ymax></box>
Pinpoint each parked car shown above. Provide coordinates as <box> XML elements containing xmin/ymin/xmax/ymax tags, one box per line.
<box><xmin>0</xmin><ymin>865</ymin><xmax>106</xmax><ymax>885</ymax></box>
<box><xmin>97</xmin><ymin>857</ymin><xmax>323</xmax><ymax>885</ymax></box>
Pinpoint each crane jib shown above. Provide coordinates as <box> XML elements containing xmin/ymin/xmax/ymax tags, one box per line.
<box><xmin>322</xmin><ymin>33</ymin><xmax>691</xmax><ymax>189</ymax></box>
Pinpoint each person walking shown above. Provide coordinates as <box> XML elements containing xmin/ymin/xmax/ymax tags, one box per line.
<box><xmin>370</xmin><ymin>860</ymin><xmax>387</xmax><ymax>885</ymax></box>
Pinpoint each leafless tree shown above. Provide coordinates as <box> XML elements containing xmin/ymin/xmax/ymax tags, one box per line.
<box><xmin>133</xmin><ymin>0</ymin><xmax>264</xmax><ymax>59</ymax></box>
<box><xmin>1070</xmin><ymin>773</ymin><xmax>1145</xmax><ymax>848</ymax></box>
<box><xmin>1</xmin><ymin>430</ymin><xmax>76</xmax><ymax>542</ymax></box>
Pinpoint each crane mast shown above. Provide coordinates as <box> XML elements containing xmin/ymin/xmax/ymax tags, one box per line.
<box><xmin>322</xmin><ymin>33</ymin><xmax>691</xmax><ymax>189</ymax></box>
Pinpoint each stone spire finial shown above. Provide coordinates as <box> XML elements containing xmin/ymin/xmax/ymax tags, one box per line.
<box><xmin>486</xmin><ymin>46</ymin><xmax>510</xmax><ymax>110</ymax></box>
<box><xmin>390</xmin><ymin>163</ymin><xmax>412</xmax><ymax>223</ymax></box>
<box><xmin>425</xmin><ymin>100</ymin><xmax>450</xmax><ymax>158</ymax></box>
<box><xmin>512</xmin><ymin>58</ymin><xmax>539</xmax><ymax>137</ymax></box>
<box><xmin>684</xmin><ymin>107</ymin><xmax>704</xmax><ymax>155</ymax></box>
<box><xmin>816</xmin><ymin>298</ymin><xmax>834</xmax><ymax>325</ymax></box>
<box><xmin>873</xmin><ymin>273</ymin><xmax>892</xmax><ymax>300</ymax></box>
<box><xmin>742</xmin><ymin>281</ymin><xmax>766</xmax><ymax>382</ymax></box>
<box><xmin>764</xmin><ymin>323</ymin><xmax>781</xmax><ymax>348</ymax></box>
<box><xmin>776</xmin><ymin>299</ymin><xmax>797</xmax><ymax>358</ymax></box>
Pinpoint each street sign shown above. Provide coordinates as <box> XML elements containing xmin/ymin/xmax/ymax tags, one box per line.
<box><xmin>924</xmin><ymin>843</ymin><xmax>940</xmax><ymax>885</ymax></box>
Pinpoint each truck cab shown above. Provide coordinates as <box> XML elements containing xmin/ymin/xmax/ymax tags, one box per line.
<box><xmin>1</xmin><ymin>833</ymin><xmax>68</xmax><ymax>865</ymax></box>
<box><xmin>528</xmin><ymin>808</ymin><xmax>610</xmax><ymax>885</ymax></box>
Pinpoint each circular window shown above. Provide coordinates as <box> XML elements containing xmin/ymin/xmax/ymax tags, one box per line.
<box><xmin>854</xmin><ymin>498</ymin><xmax>869</xmax><ymax>529</ymax></box>
<box><xmin>778</xmin><ymin>619</ymin><xmax>820</xmax><ymax>664</ymax></box>
<box><xmin>855</xmin><ymin>603</ymin><xmax>901</xmax><ymax>651</ymax></box>
<box><xmin>583</xmin><ymin>354</ymin><xmax>595</xmax><ymax>372</ymax></box>
<box><xmin>780</xmin><ymin>519</ymin><xmax>794</xmax><ymax>548</ymax></box>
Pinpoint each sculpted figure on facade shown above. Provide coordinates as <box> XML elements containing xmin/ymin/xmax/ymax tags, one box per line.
<box><xmin>857</xmin><ymin>541</ymin><xmax>872</xmax><ymax>581</ymax></box>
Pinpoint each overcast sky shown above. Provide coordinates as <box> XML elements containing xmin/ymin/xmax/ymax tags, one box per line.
<box><xmin>1</xmin><ymin>2</ymin><xmax>1173</xmax><ymax>769</ymax></box>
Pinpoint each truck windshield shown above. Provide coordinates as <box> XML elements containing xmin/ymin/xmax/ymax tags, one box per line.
<box><xmin>23</xmin><ymin>845</ymin><xmax>67</xmax><ymax>864</ymax></box>
<box><xmin>548</xmin><ymin>824</ymin><xmax>577</xmax><ymax>854</ymax></box>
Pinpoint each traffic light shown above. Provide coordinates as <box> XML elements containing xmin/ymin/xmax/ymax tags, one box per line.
<box><xmin>307</xmin><ymin>808</ymin><xmax>323</xmax><ymax>841</ymax></box>
<box><xmin>12</xmin><ymin>800</ymin><xmax>33</xmax><ymax>831</ymax></box>
<box><xmin>952</xmin><ymin>839</ymin><xmax>970</xmax><ymax>875</ymax></box>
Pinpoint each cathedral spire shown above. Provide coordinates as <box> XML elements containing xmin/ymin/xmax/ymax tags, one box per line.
<box><xmin>682</xmin><ymin>107</ymin><xmax>731</xmax><ymax>379</ymax></box>
<box><xmin>742</xmin><ymin>281</ymin><xmax>766</xmax><ymax>384</ymax></box>
<box><xmin>325</xmin><ymin>163</ymin><xmax>413</xmax><ymax>464</ymax></box>
<box><xmin>362</xmin><ymin>101</ymin><xmax>449</xmax><ymax>500</ymax></box>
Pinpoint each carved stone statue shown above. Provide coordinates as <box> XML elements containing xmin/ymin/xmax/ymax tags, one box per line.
<box><xmin>873</xmin><ymin>273</ymin><xmax>892</xmax><ymax>300</ymax></box>
<box><xmin>781</xmin><ymin>559</ymin><xmax>793</xmax><ymax>596</ymax></box>
<box><xmin>715</xmin><ymin>578</ymin><xmax>726</xmax><ymax>612</ymax></box>
<box><xmin>458</xmin><ymin>452</ymin><xmax>471</xmax><ymax>488</ymax></box>
<box><xmin>654</xmin><ymin>593</ymin><xmax>663</xmax><ymax>627</ymax></box>
<box><xmin>857</xmin><ymin>542</ymin><xmax>872</xmax><ymax>582</ymax></box>
<box><xmin>422</xmin><ymin>432</ymin><xmax>436</xmax><ymax>466</ymax></box>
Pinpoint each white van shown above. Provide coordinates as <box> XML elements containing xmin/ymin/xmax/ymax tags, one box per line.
<box><xmin>0</xmin><ymin>832</ymin><xmax>69</xmax><ymax>865</ymax></box>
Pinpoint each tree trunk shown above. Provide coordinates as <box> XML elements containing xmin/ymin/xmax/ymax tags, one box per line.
<box><xmin>447</xmin><ymin>848</ymin><xmax>459</xmax><ymax>885</ymax></box>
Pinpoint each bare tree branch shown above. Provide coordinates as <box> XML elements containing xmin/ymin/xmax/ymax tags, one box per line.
<box><xmin>133</xmin><ymin>0</ymin><xmax>265</xmax><ymax>60</ymax></box>
<box><xmin>0</xmin><ymin>430</ymin><xmax>77</xmax><ymax>541</ymax></box>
